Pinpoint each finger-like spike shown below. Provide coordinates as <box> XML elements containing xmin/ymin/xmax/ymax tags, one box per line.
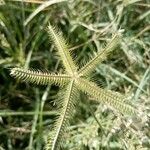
<box><xmin>47</xmin><ymin>24</ymin><xmax>77</xmax><ymax>74</ymax></box>
<box><xmin>75</xmin><ymin>78</ymin><xmax>136</xmax><ymax>115</ymax></box>
<box><xmin>10</xmin><ymin>67</ymin><xmax>70</xmax><ymax>86</ymax></box>
<box><xmin>45</xmin><ymin>81</ymin><xmax>79</xmax><ymax>150</ymax></box>
<box><xmin>78</xmin><ymin>33</ymin><xmax>121</xmax><ymax>76</ymax></box>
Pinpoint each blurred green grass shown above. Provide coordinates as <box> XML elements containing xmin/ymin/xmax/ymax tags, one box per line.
<box><xmin>0</xmin><ymin>0</ymin><xmax>150</xmax><ymax>149</ymax></box>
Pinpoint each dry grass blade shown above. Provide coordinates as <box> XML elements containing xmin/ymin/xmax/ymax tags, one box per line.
<box><xmin>11</xmin><ymin>0</ymin><xmax>45</xmax><ymax>4</ymax></box>
<box><xmin>24</xmin><ymin>0</ymin><xmax>67</xmax><ymax>26</ymax></box>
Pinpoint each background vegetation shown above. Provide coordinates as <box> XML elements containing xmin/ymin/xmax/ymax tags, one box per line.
<box><xmin>0</xmin><ymin>0</ymin><xmax>150</xmax><ymax>149</ymax></box>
